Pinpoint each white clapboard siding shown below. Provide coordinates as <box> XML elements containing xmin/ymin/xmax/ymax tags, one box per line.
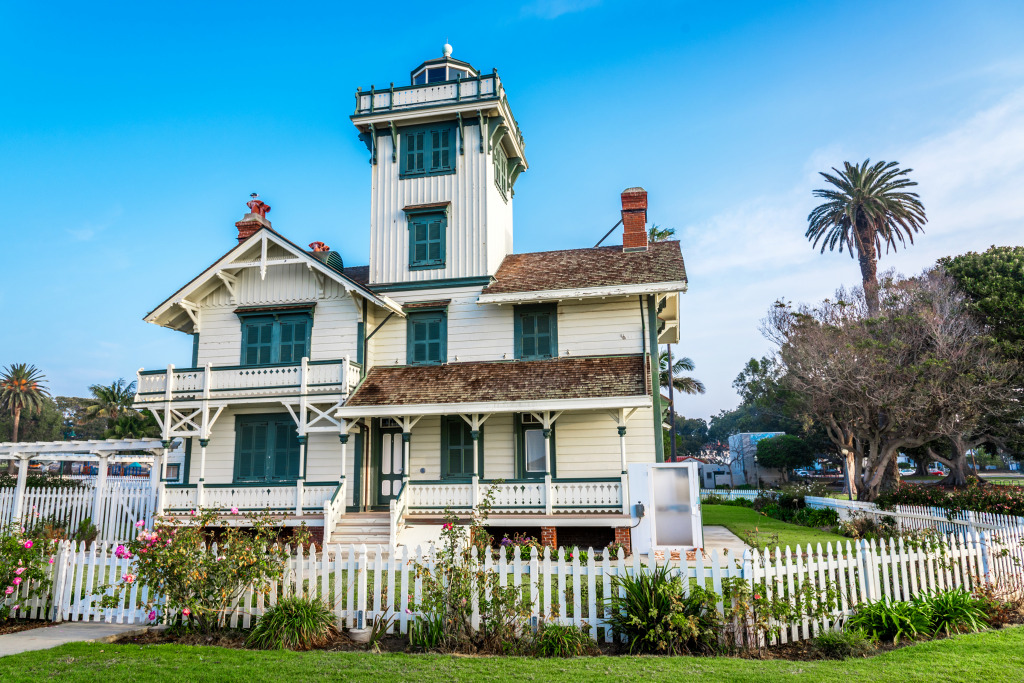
<box><xmin>40</xmin><ymin>527</ymin><xmax>1023</xmax><ymax>645</ymax></box>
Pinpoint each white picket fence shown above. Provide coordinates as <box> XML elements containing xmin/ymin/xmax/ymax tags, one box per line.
<box><xmin>8</xmin><ymin>523</ymin><xmax>1020</xmax><ymax>646</ymax></box>
<box><xmin>701</xmin><ymin>489</ymin><xmax>759</xmax><ymax>500</ymax></box>
<box><xmin>805</xmin><ymin>496</ymin><xmax>1024</xmax><ymax>535</ymax></box>
<box><xmin>0</xmin><ymin>484</ymin><xmax>155</xmax><ymax>541</ymax></box>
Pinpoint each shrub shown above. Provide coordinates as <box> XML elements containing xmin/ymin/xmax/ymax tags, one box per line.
<box><xmin>100</xmin><ymin>509</ymin><xmax>302</xmax><ymax>632</ymax></box>
<box><xmin>605</xmin><ymin>563</ymin><xmax>721</xmax><ymax>655</ymax></box>
<box><xmin>876</xmin><ymin>479</ymin><xmax>1024</xmax><ymax>517</ymax></box>
<box><xmin>924</xmin><ymin>589</ymin><xmax>988</xmax><ymax>635</ymax></box>
<box><xmin>790</xmin><ymin>507</ymin><xmax>840</xmax><ymax>528</ymax></box>
<box><xmin>246</xmin><ymin>597</ymin><xmax>337</xmax><ymax>650</ymax></box>
<box><xmin>847</xmin><ymin>597</ymin><xmax>932</xmax><ymax>643</ymax></box>
<box><xmin>531</xmin><ymin>622</ymin><xmax>599</xmax><ymax>657</ymax></box>
<box><xmin>498</xmin><ymin>532</ymin><xmax>541</xmax><ymax>561</ymax></box>
<box><xmin>1</xmin><ymin>523</ymin><xmax>56</xmax><ymax>621</ymax></box>
<box><xmin>838</xmin><ymin>512</ymin><xmax>898</xmax><ymax>540</ymax></box>
<box><xmin>413</xmin><ymin>486</ymin><xmax>533</xmax><ymax>653</ymax></box>
<box><xmin>812</xmin><ymin>628</ymin><xmax>877</xmax><ymax>659</ymax></box>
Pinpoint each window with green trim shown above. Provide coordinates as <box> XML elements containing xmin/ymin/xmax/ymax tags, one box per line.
<box><xmin>516</xmin><ymin>413</ymin><xmax>554</xmax><ymax>479</ymax></box>
<box><xmin>400</xmin><ymin>124</ymin><xmax>455</xmax><ymax>178</ymax></box>
<box><xmin>239</xmin><ymin>313</ymin><xmax>311</xmax><ymax>366</ymax></box>
<box><xmin>234</xmin><ymin>414</ymin><xmax>300</xmax><ymax>483</ymax></box>
<box><xmin>441</xmin><ymin>416</ymin><xmax>481</xmax><ymax>479</ymax></box>
<box><xmin>514</xmin><ymin>304</ymin><xmax>557</xmax><ymax>360</ymax></box>
<box><xmin>494</xmin><ymin>143</ymin><xmax>511</xmax><ymax>201</ymax></box>
<box><xmin>407</xmin><ymin>211</ymin><xmax>446</xmax><ymax>270</ymax></box>
<box><xmin>406</xmin><ymin>310</ymin><xmax>446</xmax><ymax>365</ymax></box>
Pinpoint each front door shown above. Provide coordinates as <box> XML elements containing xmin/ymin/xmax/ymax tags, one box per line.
<box><xmin>375</xmin><ymin>428</ymin><xmax>404</xmax><ymax>508</ymax></box>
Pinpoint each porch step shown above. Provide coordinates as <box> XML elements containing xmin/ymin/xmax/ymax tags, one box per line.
<box><xmin>327</xmin><ymin>512</ymin><xmax>392</xmax><ymax>547</ymax></box>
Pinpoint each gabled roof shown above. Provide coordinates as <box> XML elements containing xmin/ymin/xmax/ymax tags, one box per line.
<box><xmin>343</xmin><ymin>355</ymin><xmax>647</xmax><ymax>409</ymax></box>
<box><xmin>144</xmin><ymin>228</ymin><xmax>403</xmax><ymax>333</ymax></box>
<box><xmin>477</xmin><ymin>240</ymin><xmax>687</xmax><ymax>303</ymax></box>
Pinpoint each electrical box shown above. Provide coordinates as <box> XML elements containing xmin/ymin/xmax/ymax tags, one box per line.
<box><xmin>627</xmin><ymin>461</ymin><xmax>703</xmax><ymax>555</ymax></box>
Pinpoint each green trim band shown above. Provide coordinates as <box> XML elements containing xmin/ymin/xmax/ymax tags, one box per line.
<box><xmin>371</xmin><ymin>276</ymin><xmax>493</xmax><ymax>292</ymax></box>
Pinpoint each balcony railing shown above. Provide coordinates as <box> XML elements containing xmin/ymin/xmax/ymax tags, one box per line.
<box><xmin>405</xmin><ymin>479</ymin><xmax>622</xmax><ymax>515</ymax></box>
<box><xmin>354</xmin><ymin>74</ymin><xmax>500</xmax><ymax>117</ymax></box>
<box><xmin>135</xmin><ymin>357</ymin><xmax>362</xmax><ymax>404</ymax></box>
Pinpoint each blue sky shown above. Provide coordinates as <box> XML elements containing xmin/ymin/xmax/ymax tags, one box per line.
<box><xmin>2</xmin><ymin>1</ymin><xmax>1024</xmax><ymax>421</ymax></box>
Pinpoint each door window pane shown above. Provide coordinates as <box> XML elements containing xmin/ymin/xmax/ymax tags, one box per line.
<box><xmin>525</xmin><ymin>429</ymin><xmax>545</xmax><ymax>473</ymax></box>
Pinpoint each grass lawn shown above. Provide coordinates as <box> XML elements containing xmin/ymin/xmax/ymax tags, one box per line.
<box><xmin>0</xmin><ymin>627</ymin><xmax>1021</xmax><ymax>682</ymax></box>
<box><xmin>702</xmin><ymin>505</ymin><xmax>849</xmax><ymax>551</ymax></box>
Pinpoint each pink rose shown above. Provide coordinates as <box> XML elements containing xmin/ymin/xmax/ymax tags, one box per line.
<box><xmin>12</xmin><ymin>577</ymin><xmax>22</xmax><ymax>586</ymax></box>
<box><xmin>3</xmin><ymin>587</ymin><xmax>13</xmax><ymax>595</ymax></box>
<box><xmin>48</xmin><ymin>558</ymin><xmax>55</xmax><ymax>565</ymax></box>
<box><xmin>148</xmin><ymin>610</ymin><xmax>157</xmax><ymax>621</ymax></box>
<box><xmin>230</xmin><ymin>507</ymin><xmax>239</xmax><ymax>515</ymax></box>
<box><xmin>182</xmin><ymin>608</ymin><xmax>191</xmax><ymax>617</ymax></box>
<box><xmin>23</xmin><ymin>540</ymin><xmax>33</xmax><ymax>549</ymax></box>
<box><xmin>14</xmin><ymin>568</ymin><xmax>25</xmax><ymax>575</ymax></box>
<box><xmin>135</xmin><ymin>520</ymin><xmax>146</xmax><ymax>528</ymax></box>
<box><xmin>122</xmin><ymin>574</ymin><xmax>136</xmax><ymax>584</ymax></box>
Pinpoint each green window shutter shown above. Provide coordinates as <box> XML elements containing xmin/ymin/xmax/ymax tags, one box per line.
<box><xmin>404</xmin><ymin>131</ymin><xmax>424</xmax><ymax>175</ymax></box>
<box><xmin>399</xmin><ymin>124</ymin><xmax>454</xmax><ymax>178</ymax></box>
<box><xmin>277</xmin><ymin>315</ymin><xmax>309</xmax><ymax>364</ymax></box>
<box><xmin>236</xmin><ymin>420</ymin><xmax>268</xmax><ymax>481</ymax></box>
<box><xmin>408</xmin><ymin>210</ymin><xmax>446</xmax><ymax>270</ymax></box>
<box><xmin>514</xmin><ymin>305</ymin><xmax>557</xmax><ymax>360</ymax></box>
<box><xmin>442</xmin><ymin>417</ymin><xmax>481</xmax><ymax>478</ymax></box>
<box><xmin>242</xmin><ymin>320</ymin><xmax>273</xmax><ymax>365</ymax></box>
<box><xmin>407</xmin><ymin>311</ymin><xmax>446</xmax><ymax>365</ymax></box>
<box><xmin>272</xmin><ymin>421</ymin><xmax>300</xmax><ymax>480</ymax></box>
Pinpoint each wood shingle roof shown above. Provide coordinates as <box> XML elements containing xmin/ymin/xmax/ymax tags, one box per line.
<box><xmin>345</xmin><ymin>355</ymin><xmax>648</xmax><ymax>407</ymax></box>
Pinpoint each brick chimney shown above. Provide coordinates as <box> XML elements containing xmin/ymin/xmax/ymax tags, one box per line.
<box><xmin>235</xmin><ymin>194</ymin><xmax>272</xmax><ymax>242</ymax></box>
<box><xmin>621</xmin><ymin>187</ymin><xmax>648</xmax><ymax>252</ymax></box>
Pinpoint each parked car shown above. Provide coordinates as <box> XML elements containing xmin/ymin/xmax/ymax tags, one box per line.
<box><xmin>927</xmin><ymin>467</ymin><xmax>946</xmax><ymax>476</ymax></box>
<box><xmin>899</xmin><ymin>468</ymin><xmax>916</xmax><ymax>476</ymax></box>
<box><xmin>793</xmin><ymin>469</ymin><xmax>812</xmax><ymax>477</ymax></box>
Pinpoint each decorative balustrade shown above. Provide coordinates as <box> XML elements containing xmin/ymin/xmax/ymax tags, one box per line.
<box><xmin>406</xmin><ymin>482</ymin><xmax>474</xmax><ymax>510</ymax></box>
<box><xmin>490</xmin><ymin>481</ymin><xmax>545</xmax><ymax>510</ymax></box>
<box><xmin>163</xmin><ymin>483</ymin><xmax>335</xmax><ymax>514</ymax></box>
<box><xmin>135</xmin><ymin>357</ymin><xmax>362</xmax><ymax>404</ymax></box>
<box><xmin>551</xmin><ymin>480</ymin><xmax>622</xmax><ymax>513</ymax></box>
<box><xmin>355</xmin><ymin>75</ymin><xmax>499</xmax><ymax>116</ymax></box>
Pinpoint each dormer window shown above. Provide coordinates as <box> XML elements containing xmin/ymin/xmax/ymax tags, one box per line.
<box><xmin>409</xmin><ymin>49</ymin><xmax>479</xmax><ymax>86</ymax></box>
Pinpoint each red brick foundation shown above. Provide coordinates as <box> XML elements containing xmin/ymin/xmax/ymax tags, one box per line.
<box><xmin>308</xmin><ymin>524</ymin><xmax>325</xmax><ymax>550</ymax></box>
<box><xmin>613</xmin><ymin>527</ymin><xmax>632</xmax><ymax>557</ymax></box>
<box><xmin>540</xmin><ymin>526</ymin><xmax>557</xmax><ymax>548</ymax></box>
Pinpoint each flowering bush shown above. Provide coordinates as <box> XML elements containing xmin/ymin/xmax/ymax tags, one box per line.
<box><xmin>1</xmin><ymin>523</ymin><xmax>56</xmax><ymax>621</ymax></box>
<box><xmin>411</xmin><ymin>486</ymin><xmax>533</xmax><ymax>653</ymax></box>
<box><xmin>877</xmin><ymin>480</ymin><xmax>1024</xmax><ymax>518</ymax></box>
<box><xmin>99</xmin><ymin>509</ymin><xmax>305</xmax><ymax>632</ymax></box>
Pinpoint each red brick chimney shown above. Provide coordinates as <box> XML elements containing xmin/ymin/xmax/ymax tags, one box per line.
<box><xmin>235</xmin><ymin>194</ymin><xmax>272</xmax><ymax>242</ymax></box>
<box><xmin>621</xmin><ymin>187</ymin><xmax>648</xmax><ymax>252</ymax></box>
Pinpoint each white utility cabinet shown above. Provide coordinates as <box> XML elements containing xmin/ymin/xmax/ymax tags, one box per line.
<box><xmin>627</xmin><ymin>461</ymin><xmax>704</xmax><ymax>555</ymax></box>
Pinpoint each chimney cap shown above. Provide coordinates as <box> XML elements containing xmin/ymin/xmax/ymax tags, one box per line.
<box><xmin>622</xmin><ymin>186</ymin><xmax>646</xmax><ymax>194</ymax></box>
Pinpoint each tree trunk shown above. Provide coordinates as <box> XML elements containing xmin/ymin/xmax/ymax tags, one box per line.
<box><xmin>856</xmin><ymin>225</ymin><xmax>880</xmax><ymax>316</ymax></box>
<box><xmin>933</xmin><ymin>438</ymin><xmax>986</xmax><ymax>487</ymax></box>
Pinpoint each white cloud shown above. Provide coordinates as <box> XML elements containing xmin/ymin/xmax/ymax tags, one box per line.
<box><xmin>520</xmin><ymin>0</ymin><xmax>601</xmax><ymax>20</ymax></box>
<box><xmin>677</xmin><ymin>88</ymin><xmax>1024</xmax><ymax>421</ymax></box>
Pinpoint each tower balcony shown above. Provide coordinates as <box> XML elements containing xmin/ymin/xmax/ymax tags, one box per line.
<box><xmin>133</xmin><ymin>357</ymin><xmax>363</xmax><ymax>407</ymax></box>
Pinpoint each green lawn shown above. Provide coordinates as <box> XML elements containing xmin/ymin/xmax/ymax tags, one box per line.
<box><xmin>702</xmin><ymin>505</ymin><xmax>850</xmax><ymax>551</ymax></box>
<box><xmin>1</xmin><ymin>627</ymin><xmax>1021</xmax><ymax>682</ymax></box>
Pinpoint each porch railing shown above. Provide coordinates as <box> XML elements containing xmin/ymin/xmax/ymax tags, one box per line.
<box><xmin>355</xmin><ymin>75</ymin><xmax>499</xmax><ymax>116</ymax></box>
<box><xmin>323</xmin><ymin>481</ymin><xmax>347</xmax><ymax>538</ymax></box>
<box><xmin>163</xmin><ymin>483</ymin><xmax>336</xmax><ymax>514</ymax></box>
<box><xmin>404</xmin><ymin>479</ymin><xmax>620</xmax><ymax>514</ymax></box>
<box><xmin>134</xmin><ymin>357</ymin><xmax>362</xmax><ymax>404</ymax></box>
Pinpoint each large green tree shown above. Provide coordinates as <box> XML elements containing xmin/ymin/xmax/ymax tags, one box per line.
<box><xmin>85</xmin><ymin>378</ymin><xmax>137</xmax><ymax>423</ymax></box>
<box><xmin>755</xmin><ymin>434</ymin><xmax>815</xmax><ymax>482</ymax></box>
<box><xmin>0</xmin><ymin>364</ymin><xmax>51</xmax><ymax>443</ymax></box>
<box><xmin>806</xmin><ymin>160</ymin><xmax>927</xmax><ymax>315</ymax></box>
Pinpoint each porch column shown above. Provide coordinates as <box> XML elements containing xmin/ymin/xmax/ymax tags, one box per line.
<box><xmin>618</xmin><ymin>426</ymin><xmax>629</xmax><ymax>515</ymax></box>
<box><xmin>401</xmin><ymin>432</ymin><xmax>411</xmax><ymax>492</ymax></box>
<box><xmin>470</xmin><ymin>430</ymin><xmax>481</xmax><ymax>507</ymax></box>
<box><xmin>296</xmin><ymin>436</ymin><xmax>307</xmax><ymax>516</ymax></box>
<box><xmin>11</xmin><ymin>454</ymin><xmax>29</xmax><ymax>522</ymax></box>
<box><xmin>338</xmin><ymin>432</ymin><xmax>349</xmax><ymax>517</ymax></box>
<box><xmin>92</xmin><ymin>453</ymin><xmax>109</xmax><ymax>532</ymax></box>
<box><xmin>197</xmin><ymin>439</ymin><xmax>209</xmax><ymax>509</ymax></box>
<box><xmin>543</xmin><ymin>428</ymin><xmax>553</xmax><ymax>515</ymax></box>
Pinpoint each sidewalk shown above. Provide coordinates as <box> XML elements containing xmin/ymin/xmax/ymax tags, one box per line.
<box><xmin>702</xmin><ymin>525</ymin><xmax>750</xmax><ymax>559</ymax></box>
<box><xmin>0</xmin><ymin>623</ymin><xmax>151</xmax><ymax>658</ymax></box>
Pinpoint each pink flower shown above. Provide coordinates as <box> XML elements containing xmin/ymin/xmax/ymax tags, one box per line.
<box><xmin>14</xmin><ymin>568</ymin><xmax>25</xmax><ymax>576</ymax></box>
<box><xmin>12</xmin><ymin>577</ymin><xmax>22</xmax><ymax>586</ymax></box>
<box><xmin>11</xmin><ymin>605</ymin><xmax>19</xmax><ymax>611</ymax></box>
<box><xmin>148</xmin><ymin>610</ymin><xmax>157</xmax><ymax>621</ymax></box>
<box><xmin>135</xmin><ymin>520</ymin><xmax>146</xmax><ymax>528</ymax></box>
<box><xmin>3</xmin><ymin>587</ymin><xmax>13</xmax><ymax>595</ymax></box>
<box><xmin>48</xmin><ymin>558</ymin><xmax>54</xmax><ymax>565</ymax></box>
<box><xmin>405</xmin><ymin>608</ymin><xmax>413</xmax><ymax>614</ymax></box>
<box><xmin>190</xmin><ymin>509</ymin><xmax>198</xmax><ymax>516</ymax></box>
<box><xmin>122</xmin><ymin>574</ymin><xmax>136</xmax><ymax>584</ymax></box>
<box><xmin>230</xmin><ymin>507</ymin><xmax>239</xmax><ymax>515</ymax></box>
<box><xmin>182</xmin><ymin>608</ymin><xmax>191</xmax><ymax>617</ymax></box>
<box><xmin>23</xmin><ymin>540</ymin><xmax>33</xmax><ymax>550</ymax></box>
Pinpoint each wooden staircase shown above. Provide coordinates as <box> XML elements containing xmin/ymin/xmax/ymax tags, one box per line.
<box><xmin>327</xmin><ymin>512</ymin><xmax>391</xmax><ymax>547</ymax></box>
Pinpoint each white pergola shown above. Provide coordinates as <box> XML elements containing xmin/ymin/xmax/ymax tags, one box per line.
<box><xmin>0</xmin><ymin>438</ymin><xmax>176</xmax><ymax>521</ymax></box>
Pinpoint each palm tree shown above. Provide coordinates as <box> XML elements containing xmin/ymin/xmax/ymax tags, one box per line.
<box><xmin>648</xmin><ymin>224</ymin><xmax>675</xmax><ymax>242</ymax></box>
<box><xmin>86</xmin><ymin>378</ymin><xmax>137</xmax><ymax>423</ymax></box>
<box><xmin>806</xmin><ymin>159</ymin><xmax>927</xmax><ymax>315</ymax></box>
<box><xmin>0</xmin><ymin>363</ymin><xmax>51</xmax><ymax>442</ymax></box>
<box><xmin>659</xmin><ymin>350</ymin><xmax>705</xmax><ymax>395</ymax></box>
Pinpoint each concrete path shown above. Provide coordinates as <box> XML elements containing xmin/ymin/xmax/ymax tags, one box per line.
<box><xmin>702</xmin><ymin>525</ymin><xmax>750</xmax><ymax>559</ymax></box>
<box><xmin>0</xmin><ymin>623</ymin><xmax>151</xmax><ymax>658</ymax></box>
